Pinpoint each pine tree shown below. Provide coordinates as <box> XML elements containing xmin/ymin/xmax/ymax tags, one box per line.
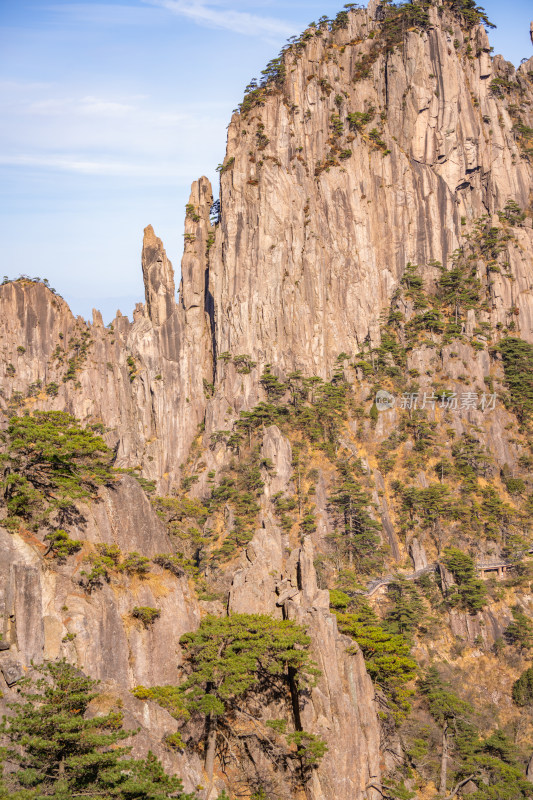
<box><xmin>385</xmin><ymin>578</ymin><xmax>425</xmax><ymax>636</ymax></box>
<box><xmin>504</xmin><ymin>606</ymin><xmax>533</xmax><ymax>651</ymax></box>
<box><xmin>419</xmin><ymin>666</ymin><xmax>474</xmax><ymax>796</ymax></box>
<box><xmin>499</xmin><ymin>337</ymin><xmax>533</xmax><ymax>426</ymax></box>
<box><xmin>336</xmin><ymin>598</ymin><xmax>417</xmax><ymax>723</ymax></box>
<box><xmin>178</xmin><ymin>614</ymin><xmax>319</xmax><ymax>783</ymax></box>
<box><xmin>328</xmin><ymin>460</ymin><xmax>383</xmax><ymax>573</ymax></box>
<box><xmin>0</xmin><ymin>659</ymin><xmax>194</xmax><ymax>799</ymax></box>
<box><xmin>0</xmin><ymin>411</ymin><xmax>114</xmax><ymax>530</ymax></box>
<box><xmin>259</xmin><ymin>365</ymin><xmax>286</xmax><ymax>403</ymax></box>
<box><xmin>437</xmin><ymin>255</ymin><xmax>481</xmax><ymax>326</ymax></box>
<box><xmin>512</xmin><ymin>666</ymin><xmax>533</xmax><ymax>706</ymax></box>
<box><xmin>442</xmin><ymin>548</ymin><xmax>487</xmax><ymax>613</ymax></box>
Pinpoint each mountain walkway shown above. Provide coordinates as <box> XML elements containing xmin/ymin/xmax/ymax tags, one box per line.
<box><xmin>362</xmin><ymin>549</ymin><xmax>533</xmax><ymax>597</ymax></box>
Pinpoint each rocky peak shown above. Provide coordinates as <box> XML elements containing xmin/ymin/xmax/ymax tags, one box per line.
<box><xmin>141</xmin><ymin>224</ymin><xmax>176</xmax><ymax>326</ymax></box>
<box><xmin>179</xmin><ymin>176</ymin><xmax>214</xmax><ymax>313</ymax></box>
<box><xmin>206</xmin><ymin>0</ymin><xmax>533</xmax><ymax>408</ymax></box>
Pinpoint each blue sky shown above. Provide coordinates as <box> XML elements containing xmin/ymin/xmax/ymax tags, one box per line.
<box><xmin>1</xmin><ymin>0</ymin><xmax>531</xmax><ymax>321</ymax></box>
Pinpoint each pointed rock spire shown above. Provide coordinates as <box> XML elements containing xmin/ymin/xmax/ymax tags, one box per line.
<box><xmin>141</xmin><ymin>225</ymin><xmax>176</xmax><ymax>326</ymax></box>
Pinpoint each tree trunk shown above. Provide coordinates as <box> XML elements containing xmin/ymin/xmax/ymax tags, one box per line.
<box><xmin>440</xmin><ymin>722</ymin><xmax>449</xmax><ymax>796</ymax></box>
<box><xmin>288</xmin><ymin>666</ymin><xmax>302</xmax><ymax>731</ymax></box>
<box><xmin>205</xmin><ymin>712</ymin><xmax>217</xmax><ymax>783</ymax></box>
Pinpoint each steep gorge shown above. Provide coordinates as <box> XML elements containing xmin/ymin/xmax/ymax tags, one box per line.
<box><xmin>1</xmin><ymin>1</ymin><xmax>533</xmax><ymax>798</ymax></box>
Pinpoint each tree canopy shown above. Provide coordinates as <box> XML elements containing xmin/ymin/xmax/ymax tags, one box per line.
<box><xmin>179</xmin><ymin>613</ymin><xmax>319</xmax><ymax>719</ymax></box>
<box><xmin>0</xmin><ymin>411</ymin><xmax>114</xmax><ymax>529</ymax></box>
<box><xmin>0</xmin><ymin>659</ymin><xmax>196</xmax><ymax>800</ymax></box>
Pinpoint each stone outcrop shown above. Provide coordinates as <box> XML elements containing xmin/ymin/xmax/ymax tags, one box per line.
<box><xmin>229</xmin><ymin>533</ymin><xmax>381</xmax><ymax>800</ymax></box>
<box><xmin>142</xmin><ymin>225</ymin><xmax>176</xmax><ymax>327</ymax></box>
<box><xmin>205</xmin><ymin>3</ymin><xmax>533</xmax><ymax>423</ymax></box>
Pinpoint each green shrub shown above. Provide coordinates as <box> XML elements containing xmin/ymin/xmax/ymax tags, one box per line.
<box><xmin>152</xmin><ymin>553</ymin><xmax>190</xmax><ymax>577</ymax></box>
<box><xmin>164</xmin><ymin>731</ymin><xmax>185</xmax><ymax>750</ymax></box>
<box><xmin>44</xmin><ymin>529</ymin><xmax>82</xmax><ymax>560</ymax></box>
<box><xmin>441</xmin><ymin>548</ymin><xmax>487</xmax><ymax>613</ymax></box>
<box><xmin>132</xmin><ymin>606</ymin><xmax>161</xmax><ymax>626</ymax></box>
<box><xmin>81</xmin><ymin>543</ymin><xmax>122</xmax><ymax>589</ymax></box>
<box><xmin>347</xmin><ymin>107</ymin><xmax>375</xmax><ymax>131</ymax></box>
<box><xmin>45</xmin><ymin>382</ymin><xmax>59</xmax><ymax>397</ymax></box>
<box><xmin>512</xmin><ymin>666</ymin><xmax>533</xmax><ymax>706</ymax></box>
<box><xmin>505</xmin><ymin>476</ymin><xmax>526</xmax><ymax>495</ymax></box>
<box><xmin>265</xmin><ymin>718</ymin><xmax>287</xmax><ymax>734</ymax></box>
<box><xmin>329</xmin><ymin>589</ymin><xmax>351</xmax><ymax>610</ymax></box>
<box><xmin>121</xmin><ymin>552</ymin><xmax>150</xmax><ymax>576</ymax></box>
<box><xmin>132</xmin><ymin>685</ymin><xmax>189</xmax><ymax>720</ymax></box>
<box><xmin>185</xmin><ymin>203</ymin><xmax>200</xmax><ymax>222</ymax></box>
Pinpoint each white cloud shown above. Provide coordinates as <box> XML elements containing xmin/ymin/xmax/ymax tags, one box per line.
<box><xmin>0</xmin><ymin>153</ymin><xmax>212</xmax><ymax>178</ymax></box>
<box><xmin>25</xmin><ymin>97</ymin><xmax>126</xmax><ymax>117</ymax></box>
<box><xmin>78</xmin><ymin>96</ymin><xmax>135</xmax><ymax>116</ymax></box>
<box><xmin>0</xmin><ymin>81</ymin><xmax>227</xmax><ymax>181</ymax></box>
<box><xmin>0</xmin><ymin>154</ymin><xmax>147</xmax><ymax>176</ymax></box>
<box><xmin>1</xmin><ymin>85</ymin><xmax>137</xmax><ymax>118</ymax></box>
<box><xmin>45</xmin><ymin>3</ymin><xmax>163</xmax><ymax>26</ymax></box>
<box><xmin>146</xmin><ymin>0</ymin><xmax>297</xmax><ymax>38</ymax></box>
<box><xmin>45</xmin><ymin>0</ymin><xmax>297</xmax><ymax>38</ymax></box>
<box><xmin>0</xmin><ymin>80</ymin><xmax>52</xmax><ymax>92</ymax></box>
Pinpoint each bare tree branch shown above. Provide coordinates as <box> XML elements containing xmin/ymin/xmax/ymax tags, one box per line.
<box><xmin>445</xmin><ymin>773</ymin><xmax>477</xmax><ymax>800</ymax></box>
<box><xmin>364</xmin><ymin>782</ymin><xmax>396</xmax><ymax>799</ymax></box>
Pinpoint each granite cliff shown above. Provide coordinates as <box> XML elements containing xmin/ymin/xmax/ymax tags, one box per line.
<box><xmin>1</xmin><ymin>1</ymin><xmax>533</xmax><ymax>799</ymax></box>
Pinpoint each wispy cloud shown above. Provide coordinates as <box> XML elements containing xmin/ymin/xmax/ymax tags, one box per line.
<box><xmin>0</xmin><ymin>154</ymin><xmax>146</xmax><ymax>176</ymax></box>
<box><xmin>23</xmin><ymin>96</ymin><xmax>135</xmax><ymax>117</ymax></box>
<box><xmin>0</xmin><ymin>153</ymin><xmax>208</xmax><ymax>178</ymax></box>
<box><xmin>0</xmin><ymin>81</ymin><xmax>226</xmax><ymax>180</ymax></box>
<box><xmin>46</xmin><ymin>0</ymin><xmax>297</xmax><ymax>38</ymax></box>
<box><xmin>146</xmin><ymin>0</ymin><xmax>297</xmax><ymax>38</ymax></box>
<box><xmin>45</xmin><ymin>3</ymin><xmax>163</xmax><ymax>26</ymax></box>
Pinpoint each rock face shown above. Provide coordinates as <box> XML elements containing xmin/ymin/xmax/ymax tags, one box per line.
<box><xmin>0</xmin><ymin>478</ymin><xmax>204</xmax><ymax>786</ymax></box>
<box><xmin>0</xmin><ymin>182</ymin><xmax>214</xmax><ymax>491</ymax></box>
<box><xmin>142</xmin><ymin>225</ymin><xmax>176</xmax><ymax>327</ymax></box>
<box><xmin>207</xmin><ymin>2</ymin><xmax>533</xmax><ymax>405</ymax></box>
<box><xmin>1</xmin><ymin>3</ymin><xmax>533</xmax><ymax>799</ymax></box>
<box><xmin>229</xmin><ymin>532</ymin><xmax>381</xmax><ymax>799</ymax></box>
<box><xmin>1</xmin><ymin>5</ymin><xmax>531</xmax><ymax>484</ymax></box>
